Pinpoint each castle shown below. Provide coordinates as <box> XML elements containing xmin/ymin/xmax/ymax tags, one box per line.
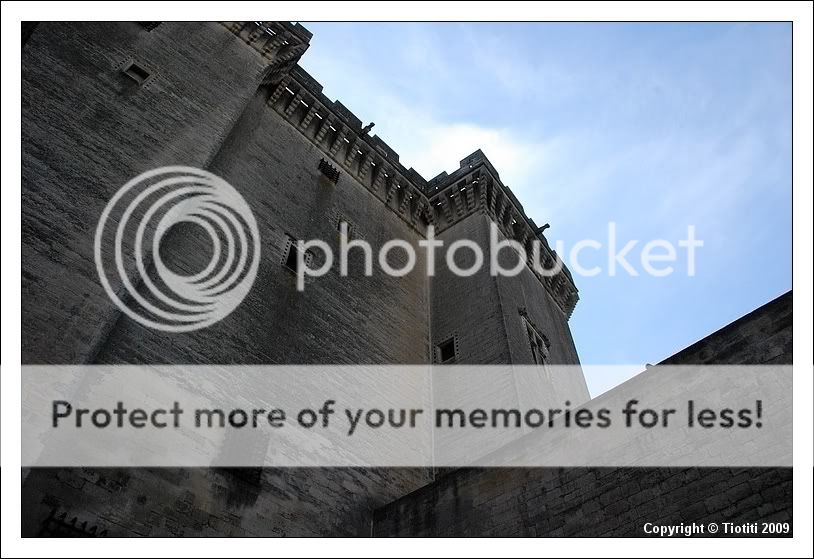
<box><xmin>21</xmin><ymin>22</ymin><xmax>791</xmax><ymax>536</ymax></box>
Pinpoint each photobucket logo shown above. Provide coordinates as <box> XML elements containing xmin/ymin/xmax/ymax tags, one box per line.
<box><xmin>294</xmin><ymin>221</ymin><xmax>703</xmax><ymax>291</ymax></box>
<box><xmin>94</xmin><ymin>166</ymin><xmax>260</xmax><ymax>332</ymax></box>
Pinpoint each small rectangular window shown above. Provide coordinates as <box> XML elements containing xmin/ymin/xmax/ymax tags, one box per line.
<box><xmin>123</xmin><ymin>62</ymin><xmax>150</xmax><ymax>85</ymax></box>
<box><xmin>437</xmin><ymin>338</ymin><xmax>456</xmax><ymax>363</ymax></box>
<box><xmin>282</xmin><ymin>236</ymin><xmax>312</xmax><ymax>274</ymax></box>
<box><xmin>318</xmin><ymin>158</ymin><xmax>340</xmax><ymax>184</ymax></box>
<box><xmin>284</xmin><ymin>245</ymin><xmax>299</xmax><ymax>272</ymax></box>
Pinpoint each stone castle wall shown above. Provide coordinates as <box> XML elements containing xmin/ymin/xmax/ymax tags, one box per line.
<box><xmin>373</xmin><ymin>292</ymin><xmax>793</xmax><ymax>536</ymax></box>
<box><xmin>22</xmin><ymin>21</ymin><xmax>436</xmax><ymax>536</ymax></box>
<box><xmin>22</xmin><ymin>22</ymin><xmax>275</xmax><ymax>364</ymax></box>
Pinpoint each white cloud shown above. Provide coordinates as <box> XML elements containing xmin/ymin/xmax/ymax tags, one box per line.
<box><xmin>350</xmin><ymin>92</ymin><xmax>551</xmax><ymax>194</ymax></box>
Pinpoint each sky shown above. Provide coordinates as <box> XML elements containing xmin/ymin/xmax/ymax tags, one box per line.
<box><xmin>298</xmin><ymin>22</ymin><xmax>792</xmax><ymax>396</ymax></box>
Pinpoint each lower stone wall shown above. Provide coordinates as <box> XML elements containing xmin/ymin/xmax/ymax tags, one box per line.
<box><xmin>373</xmin><ymin>467</ymin><xmax>791</xmax><ymax>537</ymax></box>
<box><xmin>23</xmin><ymin>467</ymin><xmax>430</xmax><ymax>537</ymax></box>
<box><xmin>373</xmin><ymin>291</ymin><xmax>793</xmax><ymax>536</ymax></box>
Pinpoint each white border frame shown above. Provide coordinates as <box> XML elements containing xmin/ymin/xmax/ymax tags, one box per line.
<box><xmin>2</xmin><ymin>1</ymin><xmax>812</xmax><ymax>557</ymax></box>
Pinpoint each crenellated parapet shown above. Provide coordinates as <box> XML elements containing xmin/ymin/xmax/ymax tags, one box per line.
<box><xmin>239</xmin><ymin>21</ymin><xmax>578</xmax><ymax>317</ymax></box>
<box><xmin>265</xmin><ymin>64</ymin><xmax>433</xmax><ymax>237</ymax></box>
<box><xmin>221</xmin><ymin>22</ymin><xmax>312</xmax><ymax>84</ymax></box>
<box><xmin>426</xmin><ymin>150</ymin><xmax>579</xmax><ymax>318</ymax></box>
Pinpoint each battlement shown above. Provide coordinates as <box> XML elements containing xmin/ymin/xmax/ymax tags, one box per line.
<box><xmin>284</xmin><ymin>65</ymin><xmax>425</xmax><ymax>185</ymax></box>
<box><xmin>369</xmin><ymin>135</ymin><xmax>400</xmax><ymax>163</ymax></box>
<box><xmin>247</xmin><ymin>22</ymin><xmax>577</xmax><ymax>317</ymax></box>
<box><xmin>266</xmin><ymin>63</ymin><xmax>434</xmax><ymax>239</ymax></box>
<box><xmin>221</xmin><ymin>22</ymin><xmax>312</xmax><ymax>84</ymax></box>
<box><xmin>425</xmin><ymin>149</ymin><xmax>579</xmax><ymax>317</ymax></box>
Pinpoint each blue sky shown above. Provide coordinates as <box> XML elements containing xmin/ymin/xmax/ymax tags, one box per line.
<box><xmin>299</xmin><ymin>22</ymin><xmax>792</xmax><ymax>396</ymax></box>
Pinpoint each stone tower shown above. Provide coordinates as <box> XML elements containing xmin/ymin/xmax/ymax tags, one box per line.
<box><xmin>22</xmin><ymin>21</ymin><xmax>587</xmax><ymax>536</ymax></box>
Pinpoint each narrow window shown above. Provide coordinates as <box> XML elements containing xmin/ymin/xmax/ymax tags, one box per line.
<box><xmin>523</xmin><ymin>319</ymin><xmax>550</xmax><ymax>365</ymax></box>
<box><xmin>284</xmin><ymin>244</ymin><xmax>299</xmax><ymax>272</ymax></box>
<box><xmin>337</xmin><ymin>219</ymin><xmax>352</xmax><ymax>238</ymax></box>
<box><xmin>281</xmin><ymin>236</ymin><xmax>311</xmax><ymax>274</ymax></box>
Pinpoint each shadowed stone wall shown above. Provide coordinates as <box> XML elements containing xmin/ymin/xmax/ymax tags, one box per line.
<box><xmin>373</xmin><ymin>291</ymin><xmax>793</xmax><ymax>536</ymax></box>
<box><xmin>22</xmin><ymin>22</ymin><xmax>276</xmax><ymax>365</ymax></box>
<box><xmin>22</xmin><ymin>22</ymin><xmax>434</xmax><ymax>536</ymax></box>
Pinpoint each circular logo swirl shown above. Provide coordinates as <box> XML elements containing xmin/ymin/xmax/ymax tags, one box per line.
<box><xmin>94</xmin><ymin>166</ymin><xmax>260</xmax><ymax>332</ymax></box>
